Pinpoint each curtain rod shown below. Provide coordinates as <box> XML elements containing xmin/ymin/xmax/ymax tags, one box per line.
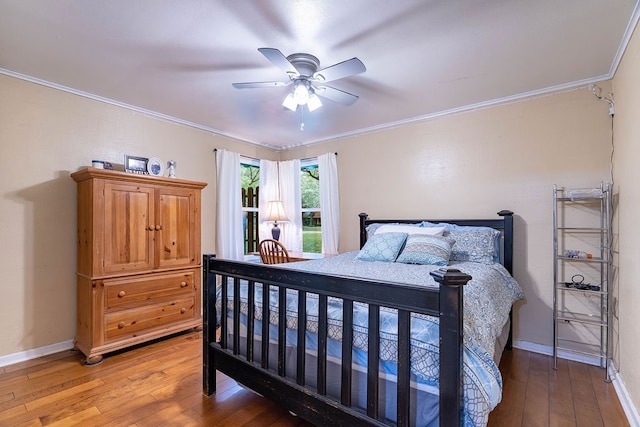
<box><xmin>214</xmin><ymin>148</ymin><xmax>337</xmax><ymax>162</ymax></box>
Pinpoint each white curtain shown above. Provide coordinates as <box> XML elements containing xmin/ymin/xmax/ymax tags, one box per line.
<box><xmin>215</xmin><ymin>149</ymin><xmax>244</xmax><ymax>260</ymax></box>
<box><xmin>258</xmin><ymin>159</ymin><xmax>302</xmax><ymax>251</ymax></box>
<box><xmin>318</xmin><ymin>152</ymin><xmax>340</xmax><ymax>254</ymax></box>
<box><xmin>258</xmin><ymin>160</ymin><xmax>280</xmax><ymax>243</ymax></box>
<box><xmin>278</xmin><ymin>159</ymin><xmax>302</xmax><ymax>252</ymax></box>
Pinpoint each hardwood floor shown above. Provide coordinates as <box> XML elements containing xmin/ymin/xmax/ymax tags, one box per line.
<box><xmin>488</xmin><ymin>347</ymin><xmax>628</xmax><ymax>427</ymax></box>
<box><xmin>0</xmin><ymin>331</ymin><xmax>628</xmax><ymax>426</ymax></box>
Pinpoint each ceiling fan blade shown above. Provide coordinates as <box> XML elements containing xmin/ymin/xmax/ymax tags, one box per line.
<box><xmin>258</xmin><ymin>48</ymin><xmax>299</xmax><ymax>76</ymax></box>
<box><xmin>314</xmin><ymin>85</ymin><xmax>359</xmax><ymax>105</ymax></box>
<box><xmin>232</xmin><ymin>81</ymin><xmax>292</xmax><ymax>89</ymax></box>
<box><xmin>313</xmin><ymin>58</ymin><xmax>366</xmax><ymax>83</ymax></box>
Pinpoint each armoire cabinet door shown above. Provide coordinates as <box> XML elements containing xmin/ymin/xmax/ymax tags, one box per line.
<box><xmin>103</xmin><ymin>182</ymin><xmax>155</xmax><ymax>274</ymax></box>
<box><xmin>156</xmin><ymin>187</ymin><xmax>199</xmax><ymax>268</ymax></box>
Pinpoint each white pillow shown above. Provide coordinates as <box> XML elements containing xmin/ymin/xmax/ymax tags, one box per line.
<box><xmin>374</xmin><ymin>224</ymin><xmax>445</xmax><ymax>236</ymax></box>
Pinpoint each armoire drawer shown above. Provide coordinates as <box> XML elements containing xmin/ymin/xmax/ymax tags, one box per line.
<box><xmin>105</xmin><ymin>296</ymin><xmax>196</xmax><ymax>340</ymax></box>
<box><xmin>104</xmin><ymin>270</ymin><xmax>195</xmax><ymax>310</ymax></box>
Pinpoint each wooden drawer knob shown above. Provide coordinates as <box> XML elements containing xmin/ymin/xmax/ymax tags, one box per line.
<box><xmin>118</xmin><ymin>321</ymin><xmax>125</xmax><ymax>329</ymax></box>
<box><xmin>118</xmin><ymin>291</ymin><xmax>126</xmax><ymax>298</ymax></box>
<box><xmin>180</xmin><ymin>281</ymin><xmax>188</xmax><ymax>288</ymax></box>
<box><xmin>180</xmin><ymin>308</ymin><xmax>186</xmax><ymax>314</ymax></box>
<box><xmin>155</xmin><ymin>225</ymin><xmax>162</xmax><ymax>231</ymax></box>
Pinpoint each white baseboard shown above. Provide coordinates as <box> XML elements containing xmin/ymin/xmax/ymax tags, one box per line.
<box><xmin>0</xmin><ymin>340</ymin><xmax>74</xmax><ymax>368</ymax></box>
<box><xmin>513</xmin><ymin>339</ymin><xmax>602</xmax><ymax>366</ymax></box>
<box><xmin>513</xmin><ymin>340</ymin><xmax>640</xmax><ymax>426</ymax></box>
<box><xmin>609</xmin><ymin>366</ymin><xmax>640</xmax><ymax>427</ymax></box>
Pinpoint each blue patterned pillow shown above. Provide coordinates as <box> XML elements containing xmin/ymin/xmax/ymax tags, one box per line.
<box><xmin>356</xmin><ymin>232</ymin><xmax>408</xmax><ymax>262</ymax></box>
<box><xmin>395</xmin><ymin>234</ymin><xmax>455</xmax><ymax>266</ymax></box>
<box><xmin>423</xmin><ymin>221</ymin><xmax>501</xmax><ymax>263</ymax></box>
<box><xmin>446</xmin><ymin>227</ymin><xmax>500</xmax><ymax>264</ymax></box>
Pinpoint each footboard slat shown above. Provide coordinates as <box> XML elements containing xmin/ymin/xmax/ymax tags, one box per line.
<box><xmin>317</xmin><ymin>294</ymin><xmax>328</xmax><ymax>395</ymax></box>
<box><xmin>341</xmin><ymin>299</ymin><xmax>354</xmax><ymax>406</ymax></box>
<box><xmin>367</xmin><ymin>304</ymin><xmax>380</xmax><ymax>419</ymax></box>
<box><xmin>278</xmin><ymin>287</ymin><xmax>287</xmax><ymax>376</ymax></box>
<box><xmin>220</xmin><ymin>274</ymin><xmax>228</xmax><ymax>349</ymax></box>
<box><xmin>296</xmin><ymin>290</ymin><xmax>307</xmax><ymax>385</ymax></box>
<box><xmin>247</xmin><ymin>281</ymin><xmax>255</xmax><ymax>362</ymax></box>
<box><xmin>261</xmin><ymin>283</ymin><xmax>269</xmax><ymax>370</ymax></box>
<box><xmin>233</xmin><ymin>277</ymin><xmax>240</xmax><ymax>356</ymax></box>
<box><xmin>397</xmin><ymin>309</ymin><xmax>411</xmax><ymax>426</ymax></box>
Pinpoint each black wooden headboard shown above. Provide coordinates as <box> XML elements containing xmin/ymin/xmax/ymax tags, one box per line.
<box><xmin>358</xmin><ymin>210</ymin><xmax>514</xmax><ymax>274</ymax></box>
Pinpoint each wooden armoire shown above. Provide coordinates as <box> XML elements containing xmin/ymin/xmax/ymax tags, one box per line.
<box><xmin>71</xmin><ymin>167</ymin><xmax>207</xmax><ymax>364</ymax></box>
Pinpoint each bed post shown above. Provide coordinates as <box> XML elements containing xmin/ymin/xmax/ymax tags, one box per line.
<box><xmin>497</xmin><ymin>210</ymin><xmax>514</xmax><ymax>275</ymax></box>
<box><xmin>430</xmin><ymin>268</ymin><xmax>471</xmax><ymax>427</ymax></box>
<box><xmin>202</xmin><ymin>254</ymin><xmax>217</xmax><ymax>396</ymax></box>
<box><xmin>358</xmin><ymin>212</ymin><xmax>368</xmax><ymax>248</ymax></box>
<box><xmin>497</xmin><ymin>210</ymin><xmax>514</xmax><ymax>349</ymax></box>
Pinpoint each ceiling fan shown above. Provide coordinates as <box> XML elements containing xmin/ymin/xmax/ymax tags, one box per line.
<box><xmin>233</xmin><ymin>48</ymin><xmax>366</xmax><ymax>113</ymax></box>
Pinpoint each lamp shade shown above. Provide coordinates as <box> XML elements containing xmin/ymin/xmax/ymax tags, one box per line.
<box><xmin>293</xmin><ymin>81</ymin><xmax>310</xmax><ymax>105</ymax></box>
<box><xmin>282</xmin><ymin>93</ymin><xmax>297</xmax><ymax>111</ymax></box>
<box><xmin>307</xmin><ymin>93</ymin><xmax>322</xmax><ymax>111</ymax></box>
<box><xmin>264</xmin><ymin>200</ymin><xmax>289</xmax><ymax>222</ymax></box>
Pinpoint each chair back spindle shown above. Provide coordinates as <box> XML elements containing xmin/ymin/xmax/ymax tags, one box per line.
<box><xmin>259</xmin><ymin>239</ymin><xmax>290</xmax><ymax>264</ymax></box>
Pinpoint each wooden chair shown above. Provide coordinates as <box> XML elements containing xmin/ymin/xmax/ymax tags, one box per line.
<box><xmin>259</xmin><ymin>239</ymin><xmax>290</xmax><ymax>264</ymax></box>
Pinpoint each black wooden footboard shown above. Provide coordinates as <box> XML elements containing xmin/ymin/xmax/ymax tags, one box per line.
<box><xmin>202</xmin><ymin>255</ymin><xmax>471</xmax><ymax>426</ymax></box>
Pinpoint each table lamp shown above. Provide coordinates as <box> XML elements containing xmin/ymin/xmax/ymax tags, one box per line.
<box><xmin>264</xmin><ymin>200</ymin><xmax>289</xmax><ymax>241</ymax></box>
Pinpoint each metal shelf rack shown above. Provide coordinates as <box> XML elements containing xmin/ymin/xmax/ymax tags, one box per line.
<box><xmin>552</xmin><ymin>183</ymin><xmax>612</xmax><ymax>381</ymax></box>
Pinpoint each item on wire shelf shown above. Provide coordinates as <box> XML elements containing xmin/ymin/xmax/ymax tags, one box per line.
<box><xmin>564</xmin><ymin>187</ymin><xmax>603</xmax><ymax>200</ymax></box>
<box><xmin>564</xmin><ymin>249</ymin><xmax>592</xmax><ymax>259</ymax></box>
<box><xmin>563</xmin><ymin>274</ymin><xmax>600</xmax><ymax>291</ymax></box>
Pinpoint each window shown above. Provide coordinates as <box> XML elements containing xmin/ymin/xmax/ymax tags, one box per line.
<box><xmin>301</xmin><ymin>158</ymin><xmax>321</xmax><ymax>253</ymax></box>
<box><xmin>240</xmin><ymin>157</ymin><xmax>322</xmax><ymax>254</ymax></box>
<box><xmin>240</xmin><ymin>158</ymin><xmax>260</xmax><ymax>254</ymax></box>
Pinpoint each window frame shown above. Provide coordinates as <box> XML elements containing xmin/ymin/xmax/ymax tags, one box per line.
<box><xmin>240</xmin><ymin>157</ymin><xmax>260</xmax><ymax>255</ymax></box>
<box><xmin>301</xmin><ymin>157</ymin><xmax>321</xmax><ymax>253</ymax></box>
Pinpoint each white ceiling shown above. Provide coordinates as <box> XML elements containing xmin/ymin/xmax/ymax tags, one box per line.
<box><xmin>0</xmin><ymin>1</ymin><xmax>638</xmax><ymax>150</ymax></box>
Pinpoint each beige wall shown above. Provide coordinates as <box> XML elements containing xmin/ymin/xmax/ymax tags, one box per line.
<box><xmin>612</xmin><ymin>18</ymin><xmax>640</xmax><ymax>415</ymax></box>
<box><xmin>0</xmin><ymin>74</ymin><xmax>276</xmax><ymax>357</ymax></box>
<box><xmin>284</xmin><ymin>86</ymin><xmax>614</xmax><ymax>351</ymax></box>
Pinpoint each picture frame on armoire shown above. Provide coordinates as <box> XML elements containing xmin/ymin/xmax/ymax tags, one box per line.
<box><xmin>124</xmin><ymin>155</ymin><xmax>148</xmax><ymax>174</ymax></box>
<box><xmin>147</xmin><ymin>157</ymin><xmax>164</xmax><ymax>176</ymax></box>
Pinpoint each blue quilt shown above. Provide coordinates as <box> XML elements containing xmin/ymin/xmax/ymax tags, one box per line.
<box><xmin>218</xmin><ymin>251</ymin><xmax>524</xmax><ymax>426</ymax></box>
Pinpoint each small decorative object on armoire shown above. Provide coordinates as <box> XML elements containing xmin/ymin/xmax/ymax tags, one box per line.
<box><xmin>264</xmin><ymin>200</ymin><xmax>289</xmax><ymax>241</ymax></box>
<box><xmin>552</xmin><ymin>182</ymin><xmax>612</xmax><ymax>381</ymax></box>
<box><xmin>147</xmin><ymin>157</ymin><xmax>164</xmax><ymax>176</ymax></box>
<box><xmin>167</xmin><ymin>160</ymin><xmax>177</xmax><ymax>178</ymax></box>
<box><xmin>124</xmin><ymin>154</ymin><xmax>149</xmax><ymax>174</ymax></box>
<box><xmin>71</xmin><ymin>167</ymin><xmax>207</xmax><ymax>365</ymax></box>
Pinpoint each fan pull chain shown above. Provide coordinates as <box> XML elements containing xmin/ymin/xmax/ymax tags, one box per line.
<box><xmin>300</xmin><ymin>106</ymin><xmax>305</xmax><ymax>131</ymax></box>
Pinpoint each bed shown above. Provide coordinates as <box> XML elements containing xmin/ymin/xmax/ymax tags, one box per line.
<box><xmin>202</xmin><ymin>210</ymin><xmax>523</xmax><ymax>426</ymax></box>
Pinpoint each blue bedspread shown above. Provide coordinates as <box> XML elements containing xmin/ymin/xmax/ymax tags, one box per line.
<box><xmin>218</xmin><ymin>251</ymin><xmax>524</xmax><ymax>426</ymax></box>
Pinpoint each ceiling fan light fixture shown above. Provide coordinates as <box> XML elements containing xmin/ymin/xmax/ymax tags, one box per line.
<box><xmin>282</xmin><ymin>93</ymin><xmax>298</xmax><ymax>111</ymax></box>
<box><xmin>307</xmin><ymin>93</ymin><xmax>322</xmax><ymax>111</ymax></box>
<box><xmin>235</xmin><ymin>48</ymin><xmax>364</xmax><ymax>120</ymax></box>
<box><xmin>293</xmin><ymin>81</ymin><xmax>310</xmax><ymax>105</ymax></box>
